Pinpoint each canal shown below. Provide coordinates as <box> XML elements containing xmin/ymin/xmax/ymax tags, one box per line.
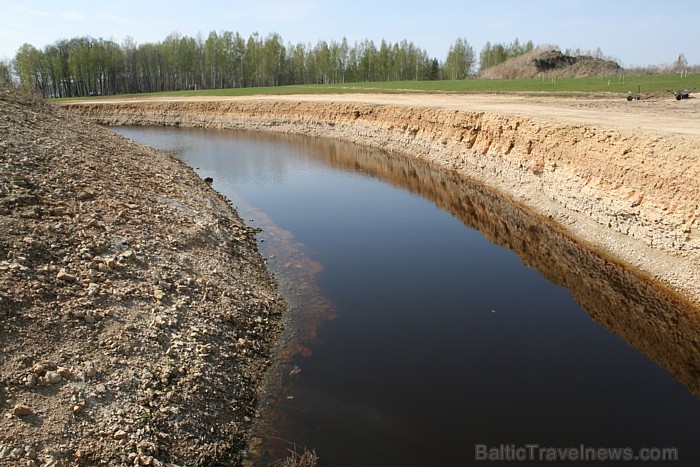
<box><xmin>114</xmin><ymin>126</ymin><xmax>700</xmax><ymax>466</ymax></box>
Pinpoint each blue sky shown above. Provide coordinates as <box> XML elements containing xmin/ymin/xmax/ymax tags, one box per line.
<box><xmin>1</xmin><ymin>0</ymin><xmax>698</xmax><ymax>67</ymax></box>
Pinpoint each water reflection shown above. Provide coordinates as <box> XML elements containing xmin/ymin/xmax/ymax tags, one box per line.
<box><xmin>301</xmin><ymin>137</ymin><xmax>700</xmax><ymax>397</ymax></box>
<box><xmin>228</xmin><ymin>192</ymin><xmax>338</xmax><ymax>461</ymax></box>
<box><xmin>247</xmin><ymin>134</ymin><xmax>700</xmax><ymax>463</ymax></box>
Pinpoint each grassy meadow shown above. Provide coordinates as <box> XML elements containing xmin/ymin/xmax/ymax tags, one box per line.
<box><xmin>56</xmin><ymin>73</ymin><xmax>699</xmax><ymax>100</ymax></box>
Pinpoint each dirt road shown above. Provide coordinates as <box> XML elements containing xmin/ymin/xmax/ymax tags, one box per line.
<box><xmin>77</xmin><ymin>92</ymin><xmax>700</xmax><ymax>138</ymax></box>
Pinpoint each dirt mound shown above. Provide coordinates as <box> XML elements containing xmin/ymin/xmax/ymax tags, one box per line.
<box><xmin>533</xmin><ymin>49</ymin><xmax>577</xmax><ymax>70</ymax></box>
<box><xmin>535</xmin><ymin>50</ymin><xmax>621</xmax><ymax>77</ymax></box>
<box><xmin>481</xmin><ymin>47</ymin><xmax>621</xmax><ymax>79</ymax></box>
<box><xmin>0</xmin><ymin>87</ymin><xmax>285</xmax><ymax>465</ymax></box>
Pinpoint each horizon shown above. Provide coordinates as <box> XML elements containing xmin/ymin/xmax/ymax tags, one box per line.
<box><xmin>1</xmin><ymin>0</ymin><xmax>699</xmax><ymax>68</ymax></box>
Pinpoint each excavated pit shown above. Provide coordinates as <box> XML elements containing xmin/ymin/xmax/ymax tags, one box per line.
<box><xmin>63</xmin><ymin>96</ymin><xmax>700</xmax><ymax>308</ymax></box>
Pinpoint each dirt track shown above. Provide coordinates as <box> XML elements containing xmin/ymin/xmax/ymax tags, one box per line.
<box><xmin>83</xmin><ymin>92</ymin><xmax>700</xmax><ymax>137</ymax></box>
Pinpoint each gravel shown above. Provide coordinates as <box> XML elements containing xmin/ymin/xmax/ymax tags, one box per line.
<box><xmin>0</xmin><ymin>87</ymin><xmax>286</xmax><ymax>465</ymax></box>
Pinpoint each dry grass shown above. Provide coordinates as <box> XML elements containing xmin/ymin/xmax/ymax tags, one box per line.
<box><xmin>272</xmin><ymin>446</ymin><xmax>319</xmax><ymax>467</ymax></box>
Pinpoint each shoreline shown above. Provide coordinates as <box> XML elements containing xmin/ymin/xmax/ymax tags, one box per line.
<box><xmin>63</xmin><ymin>94</ymin><xmax>700</xmax><ymax>308</ymax></box>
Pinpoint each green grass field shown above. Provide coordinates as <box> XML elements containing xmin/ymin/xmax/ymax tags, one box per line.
<box><xmin>56</xmin><ymin>74</ymin><xmax>699</xmax><ymax>100</ymax></box>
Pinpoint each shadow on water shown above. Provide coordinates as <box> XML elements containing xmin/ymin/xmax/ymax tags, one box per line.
<box><xmin>245</xmin><ymin>134</ymin><xmax>700</xmax><ymax>463</ymax></box>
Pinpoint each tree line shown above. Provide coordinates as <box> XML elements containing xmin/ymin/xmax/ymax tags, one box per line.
<box><xmin>479</xmin><ymin>38</ymin><xmax>535</xmax><ymax>72</ymax></box>
<box><xmin>10</xmin><ymin>31</ymin><xmax>482</xmax><ymax>98</ymax></box>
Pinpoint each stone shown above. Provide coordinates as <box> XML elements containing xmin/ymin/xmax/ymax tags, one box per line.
<box><xmin>45</xmin><ymin>371</ymin><xmax>62</xmax><ymax>384</ymax></box>
<box><xmin>153</xmin><ymin>287</ymin><xmax>165</xmax><ymax>301</ymax></box>
<box><xmin>25</xmin><ymin>374</ymin><xmax>37</xmax><ymax>387</ymax></box>
<box><xmin>30</xmin><ymin>363</ymin><xmax>45</xmax><ymax>376</ymax></box>
<box><xmin>76</xmin><ymin>190</ymin><xmax>95</xmax><ymax>201</ymax></box>
<box><xmin>84</xmin><ymin>362</ymin><xmax>97</xmax><ymax>378</ymax></box>
<box><xmin>56</xmin><ymin>269</ymin><xmax>76</xmax><ymax>282</ymax></box>
<box><xmin>86</xmin><ymin>283</ymin><xmax>100</xmax><ymax>297</ymax></box>
<box><xmin>24</xmin><ymin>447</ymin><xmax>37</xmax><ymax>460</ymax></box>
<box><xmin>113</xmin><ymin>429</ymin><xmax>128</xmax><ymax>440</ymax></box>
<box><xmin>12</xmin><ymin>405</ymin><xmax>33</xmax><ymax>416</ymax></box>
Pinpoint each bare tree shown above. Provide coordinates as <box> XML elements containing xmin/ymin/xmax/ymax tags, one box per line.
<box><xmin>0</xmin><ymin>58</ymin><xmax>13</xmax><ymax>84</ymax></box>
<box><xmin>674</xmin><ymin>53</ymin><xmax>688</xmax><ymax>76</ymax></box>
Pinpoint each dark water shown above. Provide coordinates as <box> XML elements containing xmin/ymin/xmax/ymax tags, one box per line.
<box><xmin>114</xmin><ymin>127</ymin><xmax>700</xmax><ymax>466</ymax></box>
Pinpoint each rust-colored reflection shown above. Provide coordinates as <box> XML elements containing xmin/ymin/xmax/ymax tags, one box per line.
<box><xmin>302</xmin><ymin>138</ymin><xmax>700</xmax><ymax>398</ymax></box>
<box><xmin>230</xmin><ymin>192</ymin><xmax>336</xmax><ymax>464</ymax></box>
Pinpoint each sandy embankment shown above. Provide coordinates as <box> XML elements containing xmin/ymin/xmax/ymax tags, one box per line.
<box><xmin>63</xmin><ymin>94</ymin><xmax>700</xmax><ymax>307</ymax></box>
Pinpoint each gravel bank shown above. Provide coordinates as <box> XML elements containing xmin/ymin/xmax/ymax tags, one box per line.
<box><xmin>1</xmin><ymin>88</ymin><xmax>285</xmax><ymax>465</ymax></box>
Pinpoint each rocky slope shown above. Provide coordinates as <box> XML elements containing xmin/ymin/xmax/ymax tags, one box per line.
<box><xmin>1</xmin><ymin>88</ymin><xmax>285</xmax><ymax>465</ymax></box>
<box><xmin>64</xmin><ymin>96</ymin><xmax>700</xmax><ymax>308</ymax></box>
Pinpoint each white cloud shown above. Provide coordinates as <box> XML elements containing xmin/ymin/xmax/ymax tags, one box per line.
<box><xmin>58</xmin><ymin>10</ymin><xmax>88</xmax><ymax>21</ymax></box>
<box><xmin>9</xmin><ymin>4</ymin><xmax>49</xmax><ymax>17</ymax></box>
